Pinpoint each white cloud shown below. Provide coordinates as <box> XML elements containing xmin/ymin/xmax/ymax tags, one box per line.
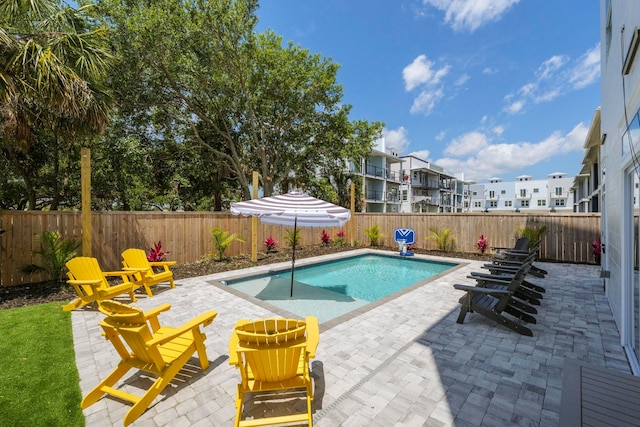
<box><xmin>403</xmin><ymin>55</ymin><xmax>450</xmax><ymax>91</ymax></box>
<box><xmin>505</xmin><ymin>100</ymin><xmax>525</xmax><ymax>114</ymax></box>
<box><xmin>383</xmin><ymin>127</ymin><xmax>411</xmax><ymax>152</ymax></box>
<box><xmin>434</xmin><ymin>122</ymin><xmax>589</xmax><ymax>181</ymax></box>
<box><xmin>536</xmin><ymin>55</ymin><xmax>568</xmax><ymax>80</ymax></box>
<box><xmin>504</xmin><ymin>45</ymin><xmax>600</xmax><ymax>114</ymax></box>
<box><xmin>410</xmin><ymin>87</ymin><xmax>444</xmax><ymax>115</ymax></box>
<box><xmin>421</xmin><ymin>0</ymin><xmax>521</xmax><ymax>32</ymax></box>
<box><xmin>482</xmin><ymin>67</ymin><xmax>497</xmax><ymax>75</ymax></box>
<box><xmin>435</xmin><ymin>131</ymin><xmax>446</xmax><ymax>141</ymax></box>
<box><xmin>403</xmin><ymin>55</ymin><xmax>450</xmax><ymax>115</ymax></box>
<box><xmin>407</xmin><ymin>149</ymin><xmax>431</xmax><ymax>160</ymax></box>
<box><xmin>444</xmin><ymin>131</ymin><xmax>489</xmax><ymax>156</ymax></box>
<box><xmin>569</xmin><ymin>43</ymin><xmax>601</xmax><ymax>89</ymax></box>
<box><xmin>492</xmin><ymin>125</ymin><xmax>505</xmax><ymax>136</ymax></box>
<box><xmin>455</xmin><ymin>73</ymin><xmax>470</xmax><ymax>86</ymax></box>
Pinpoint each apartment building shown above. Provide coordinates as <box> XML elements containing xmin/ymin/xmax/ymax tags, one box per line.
<box><xmin>387</xmin><ymin>156</ymin><xmax>469</xmax><ymax>213</ymax></box>
<box><xmin>468</xmin><ymin>173</ymin><xmax>575</xmax><ymax>212</ymax></box>
<box><xmin>348</xmin><ymin>138</ymin><xmax>403</xmax><ymax>213</ymax></box>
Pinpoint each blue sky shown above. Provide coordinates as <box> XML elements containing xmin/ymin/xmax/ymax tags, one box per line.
<box><xmin>255</xmin><ymin>0</ymin><xmax>601</xmax><ymax>183</ymax></box>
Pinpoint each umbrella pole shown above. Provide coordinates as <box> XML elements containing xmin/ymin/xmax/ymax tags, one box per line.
<box><xmin>290</xmin><ymin>216</ymin><xmax>297</xmax><ymax>297</ymax></box>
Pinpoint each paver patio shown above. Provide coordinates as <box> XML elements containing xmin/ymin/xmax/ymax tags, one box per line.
<box><xmin>72</xmin><ymin>249</ymin><xmax>628</xmax><ymax>426</ymax></box>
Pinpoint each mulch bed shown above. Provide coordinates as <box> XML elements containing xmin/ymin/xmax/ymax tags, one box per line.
<box><xmin>0</xmin><ymin>245</ymin><xmax>493</xmax><ymax>310</ymax></box>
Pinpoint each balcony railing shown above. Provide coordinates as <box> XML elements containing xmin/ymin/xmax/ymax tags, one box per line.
<box><xmin>364</xmin><ymin>165</ymin><xmax>401</xmax><ymax>182</ymax></box>
<box><xmin>365</xmin><ymin>189</ymin><xmax>401</xmax><ymax>203</ymax></box>
<box><xmin>516</xmin><ymin>192</ymin><xmax>531</xmax><ymax>200</ymax></box>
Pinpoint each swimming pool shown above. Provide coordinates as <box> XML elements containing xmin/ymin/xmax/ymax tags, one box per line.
<box><xmin>219</xmin><ymin>253</ymin><xmax>458</xmax><ymax>324</ymax></box>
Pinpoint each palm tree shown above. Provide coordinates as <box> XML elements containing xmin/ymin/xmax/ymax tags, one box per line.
<box><xmin>0</xmin><ymin>0</ymin><xmax>114</xmax><ymax>209</ymax></box>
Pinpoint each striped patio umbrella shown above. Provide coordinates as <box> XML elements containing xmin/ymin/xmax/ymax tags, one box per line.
<box><xmin>231</xmin><ymin>191</ymin><xmax>351</xmax><ymax>297</ymax></box>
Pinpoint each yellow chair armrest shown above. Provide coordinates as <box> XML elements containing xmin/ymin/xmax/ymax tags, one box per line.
<box><xmin>143</xmin><ymin>303</ymin><xmax>172</xmax><ymax>320</ymax></box>
<box><xmin>67</xmin><ymin>279</ymin><xmax>103</xmax><ymax>286</ymax></box>
<box><xmin>228</xmin><ymin>319</ymin><xmax>251</xmax><ymax>366</ymax></box>
<box><xmin>121</xmin><ymin>267</ymin><xmax>148</xmax><ymax>272</ymax></box>
<box><xmin>149</xmin><ymin>261</ymin><xmax>176</xmax><ymax>267</ymax></box>
<box><xmin>147</xmin><ymin>311</ymin><xmax>217</xmax><ymax>347</ymax></box>
<box><xmin>305</xmin><ymin>316</ymin><xmax>320</xmax><ymax>358</ymax></box>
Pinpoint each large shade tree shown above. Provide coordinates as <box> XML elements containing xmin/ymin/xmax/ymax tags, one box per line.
<box><xmin>0</xmin><ymin>0</ymin><xmax>114</xmax><ymax>209</ymax></box>
<box><xmin>99</xmin><ymin>0</ymin><xmax>382</xmax><ymax>202</ymax></box>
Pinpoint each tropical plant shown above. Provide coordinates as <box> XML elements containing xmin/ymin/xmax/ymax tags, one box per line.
<box><xmin>332</xmin><ymin>230</ymin><xmax>346</xmax><ymax>247</ymax></box>
<box><xmin>320</xmin><ymin>230</ymin><xmax>331</xmax><ymax>246</ymax></box>
<box><xmin>21</xmin><ymin>231</ymin><xmax>81</xmax><ymax>283</ymax></box>
<box><xmin>428</xmin><ymin>227</ymin><xmax>456</xmax><ymax>252</ymax></box>
<box><xmin>147</xmin><ymin>241</ymin><xmax>169</xmax><ymax>262</ymax></box>
<box><xmin>515</xmin><ymin>225</ymin><xmax>548</xmax><ymax>250</ymax></box>
<box><xmin>264</xmin><ymin>236</ymin><xmax>277</xmax><ymax>253</ymax></box>
<box><xmin>477</xmin><ymin>234</ymin><xmax>489</xmax><ymax>254</ymax></box>
<box><xmin>284</xmin><ymin>228</ymin><xmax>301</xmax><ymax>248</ymax></box>
<box><xmin>211</xmin><ymin>228</ymin><xmax>246</xmax><ymax>261</ymax></box>
<box><xmin>593</xmin><ymin>236</ymin><xmax>602</xmax><ymax>264</ymax></box>
<box><xmin>364</xmin><ymin>224</ymin><xmax>383</xmax><ymax>246</ymax></box>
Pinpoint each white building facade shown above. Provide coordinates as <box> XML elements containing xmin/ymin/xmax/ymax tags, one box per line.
<box><xmin>467</xmin><ymin>173</ymin><xmax>574</xmax><ymax>212</ymax></box>
<box><xmin>599</xmin><ymin>0</ymin><xmax>640</xmax><ymax>373</ymax></box>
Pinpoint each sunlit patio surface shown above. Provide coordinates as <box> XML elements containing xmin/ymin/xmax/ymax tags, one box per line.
<box><xmin>72</xmin><ymin>249</ymin><xmax>628</xmax><ymax>426</ymax></box>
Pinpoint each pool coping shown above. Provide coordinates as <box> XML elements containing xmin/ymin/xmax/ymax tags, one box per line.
<box><xmin>208</xmin><ymin>248</ymin><xmax>467</xmax><ymax>331</ymax></box>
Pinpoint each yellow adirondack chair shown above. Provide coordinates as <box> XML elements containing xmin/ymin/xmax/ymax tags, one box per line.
<box><xmin>82</xmin><ymin>300</ymin><xmax>217</xmax><ymax>426</ymax></box>
<box><xmin>229</xmin><ymin>317</ymin><xmax>320</xmax><ymax>427</ymax></box>
<box><xmin>121</xmin><ymin>248</ymin><xmax>176</xmax><ymax>297</ymax></box>
<box><xmin>63</xmin><ymin>257</ymin><xmax>137</xmax><ymax>311</ymax></box>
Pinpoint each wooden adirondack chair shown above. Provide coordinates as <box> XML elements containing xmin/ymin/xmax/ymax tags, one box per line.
<box><xmin>82</xmin><ymin>300</ymin><xmax>217</xmax><ymax>426</ymax></box>
<box><xmin>121</xmin><ymin>248</ymin><xmax>176</xmax><ymax>297</ymax></box>
<box><xmin>454</xmin><ymin>265</ymin><xmax>535</xmax><ymax>336</ymax></box>
<box><xmin>229</xmin><ymin>317</ymin><xmax>320</xmax><ymax>427</ymax></box>
<box><xmin>63</xmin><ymin>257</ymin><xmax>137</xmax><ymax>311</ymax></box>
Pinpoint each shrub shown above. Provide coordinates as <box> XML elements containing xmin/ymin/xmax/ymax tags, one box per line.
<box><xmin>320</xmin><ymin>230</ymin><xmax>331</xmax><ymax>246</ymax></box>
<box><xmin>284</xmin><ymin>228</ymin><xmax>301</xmax><ymax>248</ymax></box>
<box><xmin>332</xmin><ymin>230</ymin><xmax>346</xmax><ymax>247</ymax></box>
<box><xmin>428</xmin><ymin>227</ymin><xmax>456</xmax><ymax>251</ymax></box>
<box><xmin>593</xmin><ymin>236</ymin><xmax>602</xmax><ymax>264</ymax></box>
<box><xmin>364</xmin><ymin>224</ymin><xmax>383</xmax><ymax>246</ymax></box>
<box><xmin>21</xmin><ymin>231</ymin><xmax>81</xmax><ymax>284</ymax></box>
<box><xmin>211</xmin><ymin>228</ymin><xmax>246</xmax><ymax>261</ymax></box>
<box><xmin>147</xmin><ymin>241</ymin><xmax>169</xmax><ymax>261</ymax></box>
<box><xmin>515</xmin><ymin>225</ymin><xmax>547</xmax><ymax>250</ymax></box>
<box><xmin>477</xmin><ymin>234</ymin><xmax>489</xmax><ymax>254</ymax></box>
<box><xmin>264</xmin><ymin>236</ymin><xmax>278</xmax><ymax>253</ymax></box>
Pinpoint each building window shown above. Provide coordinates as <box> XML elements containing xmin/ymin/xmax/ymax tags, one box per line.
<box><xmin>555</xmin><ymin>187</ymin><xmax>562</xmax><ymax>196</ymax></box>
<box><xmin>555</xmin><ymin>199</ymin><xmax>566</xmax><ymax>207</ymax></box>
<box><xmin>472</xmin><ymin>191</ymin><xmax>478</xmax><ymax>196</ymax></box>
<box><xmin>533</xmin><ymin>188</ymin><xmax>539</xmax><ymax>193</ymax></box>
<box><xmin>519</xmin><ymin>189</ymin><xmax>527</xmax><ymax>197</ymax></box>
<box><xmin>489</xmin><ymin>190</ymin><xmax>495</xmax><ymax>199</ymax></box>
<box><xmin>402</xmin><ymin>190</ymin><xmax>407</xmax><ymax>201</ymax></box>
<box><xmin>474</xmin><ymin>201</ymin><xmax>482</xmax><ymax>208</ymax></box>
<box><xmin>538</xmin><ymin>200</ymin><xmax>546</xmax><ymax>207</ymax></box>
<box><xmin>521</xmin><ymin>200</ymin><xmax>530</xmax><ymax>207</ymax></box>
<box><xmin>489</xmin><ymin>201</ymin><xmax>497</xmax><ymax>208</ymax></box>
<box><xmin>504</xmin><ymin>200</ymin><xmax>512</xmax><ymax>207</ymax></box>
<box><xmin>501</xmin><ymin>189</ymin><xmax>506</xmax><ymax>194</ymax></box>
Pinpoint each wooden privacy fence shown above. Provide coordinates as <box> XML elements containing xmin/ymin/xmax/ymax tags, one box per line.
<box><xmin>0</xmin><ymin>210</ymin><xmax>600</xmax><ymax>286</ymax></box>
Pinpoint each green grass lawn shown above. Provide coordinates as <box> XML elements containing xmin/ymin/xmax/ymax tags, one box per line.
<box><xmin>0</xmin><ymin>302</ymin><xmax>84</xmax><ymax>426</ymax></box>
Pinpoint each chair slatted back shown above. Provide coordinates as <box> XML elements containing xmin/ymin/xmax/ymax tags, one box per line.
<box><xmin>236</xmin><ymin>319</ymin><xmax>307</xmax><ymax>382</ymax></box>
<box><xmin>66</xmin><ymin>257</ymin><xmax>108</xmax><ymax>296</ymax></box>
<box><xmin>493</xmin><ymin>265</ymin><xmax>527</xmax><ymax>313</ymax></box>
<box><xmin>99</xmin><ymin>302</ymin><xmax>166</xmax><ymax>372</ymax></box>
<box><xmin>122</xmin><ymin>248</ymin><xmax>152</xmax><ymax>280</ymax></box>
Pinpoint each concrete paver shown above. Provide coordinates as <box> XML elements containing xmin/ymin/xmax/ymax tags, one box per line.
<box><xmin>72</xmin><ymin>249</ymin><xmax>628</xmax><ymax>426</ymax></box>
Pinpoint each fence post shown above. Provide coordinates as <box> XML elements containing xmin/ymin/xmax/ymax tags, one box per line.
<box><xmin>81</xmin><ymin>147</ymin><xmax>91</xmax><ymax>257</ymax></box>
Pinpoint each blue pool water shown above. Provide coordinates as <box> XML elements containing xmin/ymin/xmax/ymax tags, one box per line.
<box><xmin>222</xmin><ymin>254</ymin><xmax>457</xmax><ymax>324</ymax></box>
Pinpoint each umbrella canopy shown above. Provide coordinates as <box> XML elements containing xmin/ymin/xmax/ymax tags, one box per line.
<box><xmin>231</xmin><ymin>191</ymin><xmax>351</xmax><ymax>297</ymax></box>
<box><xmin>230</xmin><ymin>191</ymin><xmax>350</xmax><ymax>227</ymax></box>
